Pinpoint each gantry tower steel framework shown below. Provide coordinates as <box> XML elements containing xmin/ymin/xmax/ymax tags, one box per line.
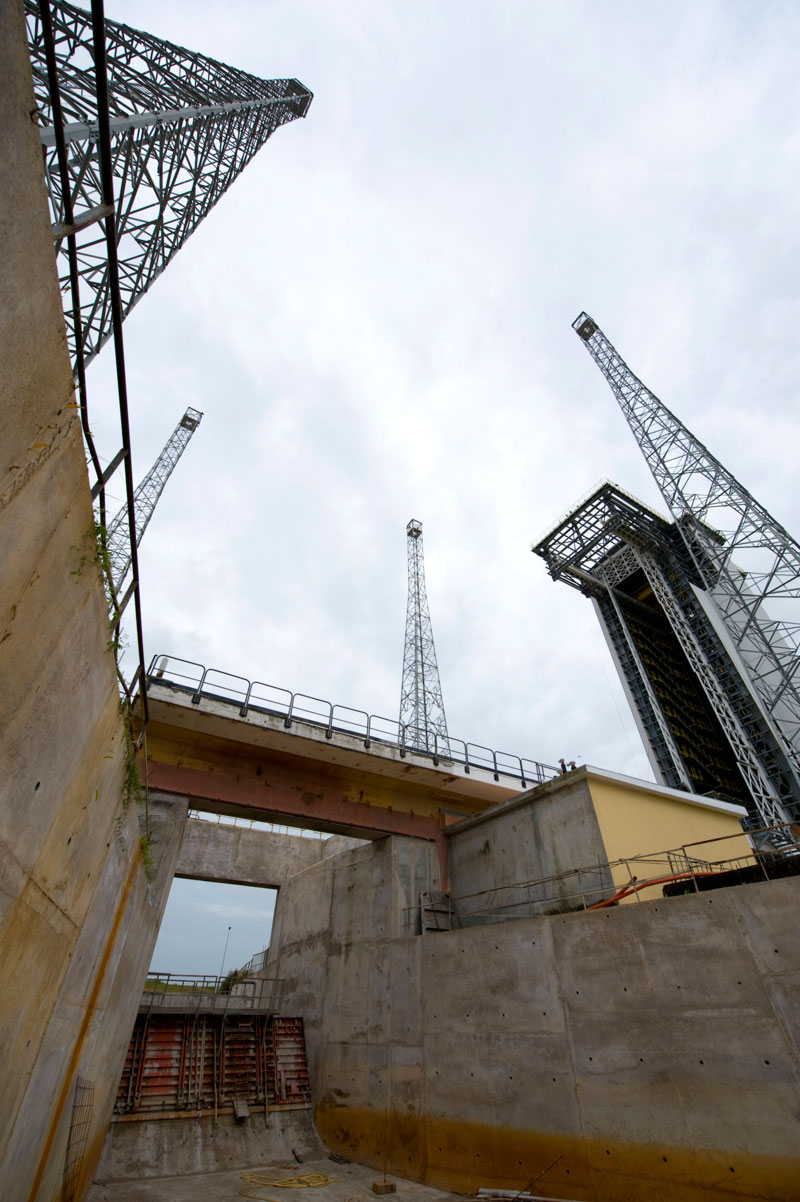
<box><xmin>106</xmin><ymin>407</ymin><xmax>202</xmax><ymax>587</ymax></box>
<box><xmin>400</xmin><ymin>521</ymin><xmax>450</xmax><ymax>755</ymax></box>
<box><xmin>535</xmin><ymin>313</ymin><xmax>800</xmax><ymax>833</ymax></box>
<box><xmin>26</xmin><ymin>0</ymin><xmax>313</xmax><ymax>375</ymax></box>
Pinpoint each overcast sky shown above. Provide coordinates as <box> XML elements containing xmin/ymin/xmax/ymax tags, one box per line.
<box><xmin>87</xmin><ymin>0</ymin><xmax>800</xmax><ymax>974</ymax></box>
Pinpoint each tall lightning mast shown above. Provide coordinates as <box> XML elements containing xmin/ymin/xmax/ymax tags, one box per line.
<box><xmin>105</xmin><ymin>408</ymin><xmax>202</xmax><ymax>586</ymax></box>
<box><xmin>572</xmin><ymin>312</ymin><xmax>800</xmax><ymax>817</ymax></box>
<box><xmin>400</xmin><ymin>520</ymin><xmax>449</xmax><ymax>755</ymax></box>
<box><xmin>26</xmin><ymin>0</ymin><xmax>312</xmax><ymax>375</ymax></box>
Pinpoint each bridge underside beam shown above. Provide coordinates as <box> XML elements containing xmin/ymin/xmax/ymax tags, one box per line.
<box><xmin>148</xmin><ymin>758</ymin><xmax>443</xmax><ymax>845</ymax></box>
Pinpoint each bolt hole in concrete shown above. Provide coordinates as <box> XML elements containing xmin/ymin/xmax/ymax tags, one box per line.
<box><xmin>34</xmin><ymin>781</ymin><xmax>40</xmax><ymax>790</ymax></box>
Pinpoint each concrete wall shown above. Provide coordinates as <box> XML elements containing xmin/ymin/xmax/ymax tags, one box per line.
<box><xmin>89</xmin><ymin>1108</ymin><xmax>324</xmax><ymax>1188</ymax></box>
<box><xmin>269</xmin><ymin>835</ymin><xmax>800</xmax><ymax>1202</ymax></box>
<box><xmin>588</xmin><ymin>769</ymin><xmax>751</xmax><ymax>890</ymax></box>
<box><xmin>175</xmin><ymin>813</ymin><xmax>327</xmax><ymax>887</ymax></box>
<box><xmin>447</xmin><ymin>773</ymin><xmax>614</xmax><ymax>920</ymax></box>
<box><xmin>265</xmin><ymin>838</ymin><xmax>440</xmax><ymax>1090</ymax></box>
<box><xmin>446</xmin><ymin>768</ymin><xmax>749</xmax><ymax>918</ymax></box>
<box><xmin>0</xmin><ymin>9</ymin><xmax>187</xmax><ymax>1200</ymax></box>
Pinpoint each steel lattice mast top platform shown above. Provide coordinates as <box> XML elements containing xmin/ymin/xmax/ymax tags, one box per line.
<box><xmin>106</xmin><ymin>407</ymin><xmax>202</xmax><ymax>587</ymax></box>
<box><xmin>571</xmin><ymin>312</ymin><xmax>800</xmax><ymax>797</ymax></box>
<box><xmin>400</xmin><ymin>520</ymin><xmax>450</xmax><ymax>756</ymax></box>
<box><xmin>26</xmin><ymin>0</ymin><xmax>312</xmax><ymax>374</ymax></box>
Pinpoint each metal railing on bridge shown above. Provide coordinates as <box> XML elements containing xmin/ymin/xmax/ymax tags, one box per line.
<box><xmin>141</xmin><ymin>972</ymin><xmax>281</xmax><ymax>1015</ymax></box>
<box><xmin>148</xmin><ymin>654</ymin><xmax>559</xmax><ymax>788</ymax></box>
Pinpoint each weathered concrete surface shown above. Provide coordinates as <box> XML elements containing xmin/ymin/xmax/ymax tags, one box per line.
<box><xmin>447</xmin><ymin>767</ymin><xmax>749</xmax><ymax>918</ymax></box>
<box><xmin>90</xmin><ymin>1108</ymin><xmax>323</xmax><ymax>1185</ymax></box>
<box><xmin>85</xmin><ymin>1152</ymin><xmax>472</xmax><ymax>1202</ymax></box>
<box><xmin>175</xmin><ymin>811</ymin><xmax>325</xmax><ymax>887</ymax></box>
<box><xmin>447</xmin><ymin>771</ymin><xmax>612</xmax><ymax>918</ymax></box>
<box><xmin>269</xmin><ymin>831</ymin><xmax>800</xmax><ymax>1202</ymax></box>
<box><xmin>0</xmin><ymin>10</ymin><xmax>188</xmax><ymax>1200</ymax></box>
<box><xmin>266</xmin><ymin>838</ymin><xmax>439</xmax><ymax>1092</ymax></box>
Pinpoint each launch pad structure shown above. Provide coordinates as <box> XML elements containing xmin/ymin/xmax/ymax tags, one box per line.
<box><xmin>3</xmin><ymin>4</ymin><xmax>800</xmax><ymax>1202</ymax></box>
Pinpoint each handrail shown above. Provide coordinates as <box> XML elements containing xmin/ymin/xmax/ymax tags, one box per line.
<box><xmin>442</xmin><ymin>820</ymin><xmax>800</xmax><ymax>922</ymax></box>
<box><xmin>147</xmin><ymin>654</ymin><xmax>560</xmax><ymax>787</ymax></box>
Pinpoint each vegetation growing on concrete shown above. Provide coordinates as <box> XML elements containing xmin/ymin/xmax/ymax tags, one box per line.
<box><xmin>76</xmin><ymin>517</ymin><xmax>155</xmax><ymax>879</ymax></box>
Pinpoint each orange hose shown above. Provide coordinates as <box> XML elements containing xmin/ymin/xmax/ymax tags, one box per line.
<box><xmin>586</xmin><ymin>869</ymin><xmax>717</xmax><ymax>909</ymax></box>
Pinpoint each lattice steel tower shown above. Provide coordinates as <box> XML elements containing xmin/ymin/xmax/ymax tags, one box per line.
<box><xmin>538</xmin><ymin>312</ymin><xmax>800</xmax><ymax>832</ymax></box>
<box><xmin>106</xmin><ymin>407</ymin><xmax>202</xmax><ymax>587</ymax></box>
<box><xmin>26</xmin><ymin>0</ymin><xmax>313</xmax><ymax>374</ymax></box>
<box><xmin>400</xmin><ymin>520</ymin><xmax>449</xmax><ymax>755</ymax></box>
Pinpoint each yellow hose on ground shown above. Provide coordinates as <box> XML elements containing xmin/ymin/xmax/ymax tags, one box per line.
<box><xmin>241</xmin><ymin>1173</ymin><xmax>337</xmax><ymax>1189</ymax></box>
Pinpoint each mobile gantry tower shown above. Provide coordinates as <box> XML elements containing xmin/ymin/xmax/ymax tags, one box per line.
<box><xmin>534</xmin><ymin>314</ymin><xmax>800</xmax><ymax>835</ymax></box>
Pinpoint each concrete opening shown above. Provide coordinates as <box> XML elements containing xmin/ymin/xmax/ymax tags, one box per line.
<box><xmin>149</xmin><ymin>878</ymin><xmax>277</xmax><ymax>979</ymax></box>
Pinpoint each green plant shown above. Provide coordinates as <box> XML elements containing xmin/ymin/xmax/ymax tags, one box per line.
<box><xmin>139</xmin><ymin>833</ymin><xmax>154</xmax><ymax>881</ymax></box>
<box><xmin>219</xmin><ymin>968</ymin><xmax>248</xmax><ymax>994</ymax></box>
<box><xmin>120</xmin><ymin>701</ymin><xmax>144</xmax><ymax>808</ymax></box>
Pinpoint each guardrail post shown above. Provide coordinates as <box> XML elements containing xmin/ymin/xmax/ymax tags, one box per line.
<box><xmin>284</xmin><ymin>694</ymin><xmax>294</xmax><ymax>729</ymax></box>
<box><xmin>325</xmin><ymin>702</ymin><xmax>333</xmax><ymax>739</ymax></box>
<box><xmin>191</xmin><ymin>669</ymin><xmax>209</xmax><ymax>705</ymax></box>
<box><xmin>240</xmin><ymin>679</ymin><xmax>254</xmax><ymax>718</ymax></box>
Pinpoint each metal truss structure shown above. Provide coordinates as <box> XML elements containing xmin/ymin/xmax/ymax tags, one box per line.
<box><xmin>106</xmin><ymin>407</ymin><xmax>202</xmax><ymax>586</ymax></box>
<box><xmin>400</xmin><ymin>521</ymin><xmax>450</xmax><ymax>756</ymax></box>
<box><xmin>534</xmin><ymin>483</ymin><xmax>800</xmax><ymax>831</ymax></box>
<box><xmin>533</xmin><ymin>366</ymin><xmax>800</xmax><ymax>835</ymax></box>
<box><xmin>573</xmin><ymin>313</ymin><xmax>800</xmax><ymax>778</ymax></box>
<box><xmin>26</xmin><ymin>0</ymin><xmax>312</xmax><ymax>375</ymax></box>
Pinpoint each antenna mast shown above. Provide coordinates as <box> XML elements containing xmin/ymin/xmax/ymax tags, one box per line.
<box><xmin>572</xmin><ymin>312</ymin><xmax>800</xmax><ymax>816</ymax></box>
<box><xmin>26</xmin><ymin>0</ymin><xmax>313</xmax><ymax>375</ymax></box>
<box><xmin>106</xmin><ymin>407</ymin><xmax>202</xmax><ymax>586</ymax></box>
<box><xmin>400</xmin><ymin>520</ymin><xmax>449</xmax><ymax>755</ymax></box>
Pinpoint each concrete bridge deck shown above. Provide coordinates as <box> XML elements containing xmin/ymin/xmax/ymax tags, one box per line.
<box><xmin>142</xmin><ymin>665</ymin><xmax>550</xmax><ymax>870</ymax></box>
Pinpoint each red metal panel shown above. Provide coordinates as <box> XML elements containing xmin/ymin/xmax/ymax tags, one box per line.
<box><xmin>115</xmin><ymin>1013</ymin><xmax>311</xmax><ymax>1116</ymax></box>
